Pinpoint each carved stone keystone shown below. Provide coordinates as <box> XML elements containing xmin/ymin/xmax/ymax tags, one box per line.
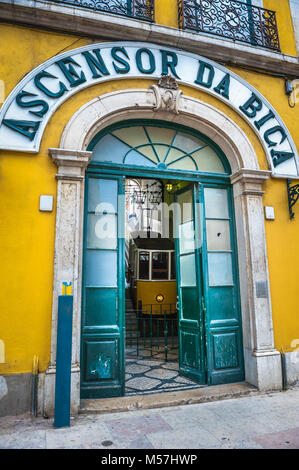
<box><xmin>150</xmin><ymin>75</ymin><xmax>182</xmax><ymax>114</ymax></box>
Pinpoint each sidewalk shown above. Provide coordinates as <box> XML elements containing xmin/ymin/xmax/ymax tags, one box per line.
<box><xmin>0</xmin><ymin>386</ymin><xmax>298</xmax><ymax>449</ymax></box>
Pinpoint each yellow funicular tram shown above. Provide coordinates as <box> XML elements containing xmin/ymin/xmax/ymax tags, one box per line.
<box><xmin>129</xmin><ymin>235</ymin><xmax>177</xmax><ymax>316</ymax></box>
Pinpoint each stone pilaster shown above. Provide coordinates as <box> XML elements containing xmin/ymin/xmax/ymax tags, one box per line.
<box><xmin>43</xmin><ymin>149</ymin><xmax>92</xmax><ymax>417</ymax></box>
<box><xmin>231</xmin><ymin>169</ymin><xmax>282</xmax><ymax>390</ymax></box>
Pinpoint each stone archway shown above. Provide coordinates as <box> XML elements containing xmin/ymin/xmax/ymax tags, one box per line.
<box><xmin>43</xmin><ymin>88</ymin><xmax>282</xmax><ymax>416</ymax></box>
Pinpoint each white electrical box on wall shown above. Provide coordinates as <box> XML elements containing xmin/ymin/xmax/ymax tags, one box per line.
<box><xmin>39</xmin><ymin>195</ymin><xmax>54</xmax><ymax>212</ymax></box>
<box><xmin>264</xmin><ymin>206</ymin><xmax>275</xmax><ymax>220</ymax></box>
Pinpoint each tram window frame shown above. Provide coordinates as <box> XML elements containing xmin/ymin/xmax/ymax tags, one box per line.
<box><xmin>152</xmin><ymin>252</ymin><xmax>169</xmax><ymax>280</ymax></box>
<box><xmin>170</xmin><ymin>251</ymin><xmax>176</xmax><ymax>280</ymax></box>
<box><xmin>139</xmin><ymin>251</ymin><xmax>150</xmax><ymax>280</ymax></box>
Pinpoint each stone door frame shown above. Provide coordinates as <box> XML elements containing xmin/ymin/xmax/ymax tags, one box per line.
<box><xmin>42</xmin><ymin>89</ymin><xmax>282</xmax><ymax>416</ymax></box>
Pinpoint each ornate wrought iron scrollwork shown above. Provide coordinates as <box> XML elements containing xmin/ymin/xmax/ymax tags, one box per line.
<box><xmin>51</xmin><ymin>0</ymin><xmax>155</xmax><ymax>22</ymax></box>
<box><xmin>287</xmin><ymin>179</ymin><xmax>299</xmax><ymax>219</ymax></box>
<box><xmin>178</xmin><ymin>0</ymin><xmax>280</xmax><ymax>51</ymax></box>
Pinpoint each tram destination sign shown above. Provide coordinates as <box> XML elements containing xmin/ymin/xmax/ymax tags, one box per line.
<box><xmin>0</xmin><ymin>42</ymin><xmax>298</xmax><ymax>178</ymax></box>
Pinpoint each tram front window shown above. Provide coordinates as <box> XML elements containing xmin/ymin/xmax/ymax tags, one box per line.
<box><xmin>170</xmin><ymin>251</ymin><xmax>176</xmax><ymax>280</ymax></box>
<box><xmin>152</xmin><ymin>252</ymin><xmax>169</xmax><ymax>280</ymax></box>
<box><xmin>139</xmin><ymin>251</ymin><xmax>149</xmax><ymax>279</ymax></box>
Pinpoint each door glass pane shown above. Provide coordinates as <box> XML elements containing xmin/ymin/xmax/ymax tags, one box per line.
<box><xmin>139</xmin><ymin>251</ymin><xmax>149</xmax><ymax>279</ymax></box>
<box><xmin>177</xmin><ymin>189</ymin><xmax>193</xmax><ymax>223</ymax></box>
<box><xmin>152</xmin><ymin>252</ymin><xmax>169</xmax><ymax>280</ymax></box>
<box><xmin>208</xmin><ymin>252</ymin><xmax>233</xmax><ymax>286</ymax></box>
<box><xmin>206</xmin><ymin>220</ymin><xmax>231</xmax><ymax>251</ymax></box>
<box><xmin>87</xmin><ymin>214</ymin><xmax>117</xmax><ymax>249</ymax></box>
<box><xmin>85</xmin><ymin>251</ymin><xmax>117</xmax><ymax>287</ymax></box>
<box><xmin>204</xmin><ymin>187</ymin><xmax>229</xmax><ymax>219</ymax></box>
<box><xmin>193</xmin><ymin>147</ymin><xmax>225</xmax><ymax>174</ymax></box>
<box><xmin>147</xmin><ymin>126</ymin><xmax>176</xmax><ymax>147</ymax></box>
<box><xmin>168</xmin><ymin>158</ymin><xmax>197</xmax><ymax>171</ymax></box>
<box><xmin>180</xmin><ymin>253</ymin><xmax>196</xmax><ymax>287</ymax></box>
<box><xmin>92</xmin><ymin>133</ymin><xmax>129</xmax><ymax>165</ymax></box>
<box><xmin>124</xmin><ymin>152</ymin><xmax>156</xmax><ymax>167</ymax></box>
<box><xmin>164</xmin><ymin>148</ymin><xmax>185</xmax><ymax>166</ymax></box>
<box><xmin>179</xmin><ymin>220</ymin><xmax>195</xmax><ymax>254</ymax></box>
<box><xmin>174</xmin><ymin>132</ymin><xmax>205</xmax><ymax>154</ymax></box>
<box><xmin>112</xmin><ymin>127</ymin><xmax>147</xmax><ymax>149</ymax></box>
<box><xmin>88</xmin><ymin>179</ymin><xmax>118</xmax><ymax>212</ymax></box>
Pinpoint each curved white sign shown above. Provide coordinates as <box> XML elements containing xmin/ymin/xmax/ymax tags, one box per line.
<box><xmin>0</xmin><ymin>41</ymin><xmax>298</xmax><ymax>178</ymax></box>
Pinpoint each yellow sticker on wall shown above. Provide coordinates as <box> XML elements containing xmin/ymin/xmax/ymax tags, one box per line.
<box><xmin>62</xmin><ymin>282</ymin><xmax>72</xmax><ymax>296</ymax></box>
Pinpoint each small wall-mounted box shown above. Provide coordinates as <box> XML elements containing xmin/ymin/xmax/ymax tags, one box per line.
<box><xmin>264</xmin><ymin>206</ymin><xmax>275</xmax><ymax>220</ymax></box>
<box><xmin>39</xmin><ymin>195</ymin><xmax>54</xmax><ymax>212</ymax></box>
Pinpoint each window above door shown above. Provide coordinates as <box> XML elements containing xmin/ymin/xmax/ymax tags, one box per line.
<box><xmin>89</xmin><ymin>121</ymin><xmax>229</xmax><ymax>175</ymax></box>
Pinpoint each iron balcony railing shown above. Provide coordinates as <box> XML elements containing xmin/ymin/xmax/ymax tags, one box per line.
<box><xmin>178</xmin><ymin>0</ymin><xmax>280</xmax><ymax>51</ymax></box>
<box><xmin>50</xmin><ymin>0</ymin><xmax>155</xmax><ymax>22</ymax></box>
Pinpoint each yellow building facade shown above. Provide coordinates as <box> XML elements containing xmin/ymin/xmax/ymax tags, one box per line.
<box><xmin>0</xmin><ymin>0</ymin><xmax>298</xmax><ymax>416</ymax></box>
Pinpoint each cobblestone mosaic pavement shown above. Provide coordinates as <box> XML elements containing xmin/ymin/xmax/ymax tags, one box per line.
<box><xmin>125</xmin><ymin>345</ymin><xmax>204</xmax><ymax>396</ymax></box>
<box><xmin>0</xmin><ymin>387</ymin><xmax>298</xmax><ymax>449</ymax></box>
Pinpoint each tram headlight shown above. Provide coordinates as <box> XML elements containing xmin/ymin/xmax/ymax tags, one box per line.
<box><xmin>156</xmin><ymin>294</ymin><xmax>164</xmax><ymax>303</ymax></box>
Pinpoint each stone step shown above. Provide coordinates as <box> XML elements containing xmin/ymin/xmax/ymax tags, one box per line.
<box><xmin>80</xmin><ymin>382</ymin><xmax>258</xmax><ymax>415</ymax></box>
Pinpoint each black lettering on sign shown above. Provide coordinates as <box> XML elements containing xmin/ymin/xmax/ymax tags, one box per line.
<box><xmin>82</xmin><ymin>49</ymin><xmax>110</xmax><ymax>79</ymax></box>
<box><xmin>2</xmin><ymin>119</ymin><xmax>40</xmax><ymax>141</ymax></box>
<box><xmin>16</xmin><ymin>91</ymin><xmax>49</xmax><ymax>118</ymax></box>
<box><xmin>239</xmin><ymin>92</ymin><xmax>262</xmax><ymax>118</ymax></box>
<box><xmin>195</xmin><ymin>61</ymin><xmax>215</xmax><ymax>88</ymax></box>
<box><xmin>111</xmin><ymin>47</ymin><xmax>130</xmax><ymax>74</ymax></box>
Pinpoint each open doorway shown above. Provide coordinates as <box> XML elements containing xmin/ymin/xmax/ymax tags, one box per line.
<box><xmin>80</xmin><ymin>120</ymin><xmax>245</xmax><ymax>401</ymax></box>
<box><xmin>124</xmin><ymin>177</ymin><xmax>204</xmax><ymax>396</ymax></box>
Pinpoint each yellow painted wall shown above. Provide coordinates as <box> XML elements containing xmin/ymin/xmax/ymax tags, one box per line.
<box><xmin>155</xmin><ymin>0</ymin><xmax>178</xmax><ymax>29</ymax></box>
<box><xmin>263</xmin><ymin>178</ymin><xmax>299</xmax><ymax>352</ymax></box>
<box><xmin>264</xmin><ymin>0</ymin><xmax>297</xmax><ymax>55</ymax></box>
<box><xmin>0</xmin><ymin>10</ymin><xmax>298</xmax><ymax>378</ymax></box>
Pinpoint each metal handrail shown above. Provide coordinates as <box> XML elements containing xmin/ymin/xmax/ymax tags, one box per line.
<box><xmin>178</xmin><ymin>0</ymin><xmax>280</xmax><ymax>51</ymax></box>
<box><xmin>50</xmin><ymin>0</ymin><xmax>155</xmax><ymax>22</ymax></box>
<box><xmin>126</xmin><ymin>307</ymin><xmax>178</xmax><ymax>362</ymax></box>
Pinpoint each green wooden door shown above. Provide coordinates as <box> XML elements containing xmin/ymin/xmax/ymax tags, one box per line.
<box><xmin>175</xmin><ymin>183</ymin><xmax>245</xmax><ymax>385</ymax></box>
<box><xmin>80</xmin><ymin>174</ymin><xmax>125</xmax><ymax>398</ymax></box>
<box><xmin>202</xmin><ymin>185</ymin><xmax>245</xmax><ymax>385</ymax></box>
<box><xmin>175</xmin><ymin>184</ymin><xmax>206</xmax><ymax>384</ymax></box>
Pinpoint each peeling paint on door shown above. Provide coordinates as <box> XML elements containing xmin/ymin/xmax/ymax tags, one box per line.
<box><xmin>90</xmin><ymin>354</ymin><xmax>112</xmax><ymax>379</ymax></box>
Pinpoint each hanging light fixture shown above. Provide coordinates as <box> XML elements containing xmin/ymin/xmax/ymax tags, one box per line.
<box><xmin>134</xmin><ymin>189</ymin><xmax>146</xmax><ymax>205</ymax></box>
<box><xmin>165</xmin><ymin>182</ymin><xmax>174</xmax><ymax>192</ymax></box>
<box><xmin>165</xmin><ymin>181</ymin><xmax>180</xmax><ymax>193</ymax></box>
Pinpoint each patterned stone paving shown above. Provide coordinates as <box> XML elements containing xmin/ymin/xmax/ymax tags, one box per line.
<box><xmin>1</xmin><ymin>388</ymin><xmax>299</xmax><ymax>448</ymax></box>
<box><xmin>253</xmin><ymin>427</ymin><xmax>299</xmax><ymax>449</ymax></box>
<box><xmin>125</xmin><ymin>345</ymin><xmax>205</xmax><ymax>396</ymax></box>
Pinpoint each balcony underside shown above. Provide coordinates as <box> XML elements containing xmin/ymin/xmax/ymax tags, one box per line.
<box><xmin>0</xmin><ymin>0</ymin><xmax>298</xmax><ymax>78</ymax></box>
<box><xmin>50</xmin><ymin>0</ymin><xmax>280</xmax><ymax>52</ymax></box>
